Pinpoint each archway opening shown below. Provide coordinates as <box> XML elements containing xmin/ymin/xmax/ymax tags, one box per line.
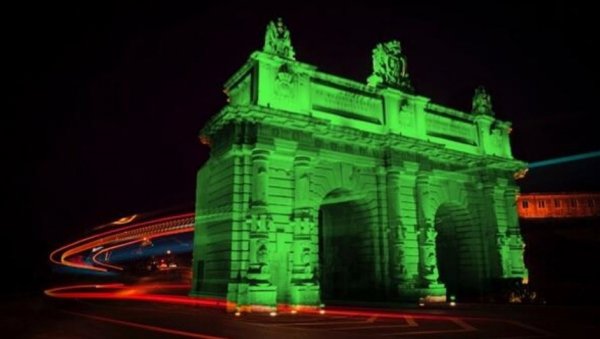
<box><xmin>318</xmin><ymin>189</ymin><xmax>374</xmax><ymax>301</ymax></box>
<box><xmin>434</xmin><ymin>203</ymin><xmax>484</xmax><ymax>301</ymax></box>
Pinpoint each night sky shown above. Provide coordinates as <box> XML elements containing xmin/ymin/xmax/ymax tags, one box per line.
<box><xmin>10</xmin><ymin>2</ymin><xmax>599</xmax><ymax>295</ymax></box>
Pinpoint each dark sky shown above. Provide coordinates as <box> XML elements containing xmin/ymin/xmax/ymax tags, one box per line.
<box><xmin>10</xmin><ymin>1</ymin><xmax>599</xmax><ymax>294</ymax></box>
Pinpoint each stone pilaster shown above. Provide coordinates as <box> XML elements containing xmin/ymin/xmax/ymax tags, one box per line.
<box><xmin>387</xmin><ymin>169</ymin><xmax>410</xmax><ymax>285</ymax></box>
<box><xmin>504</xmin><ymin>185</ymin><xmax>528</xmax><ymax>278</ymax></box>
<box><xmin>251</xmin><ymin>149</ymin><xmax>270</xmax><ymax>208</ymax></box>
<box><xmin>242</xmin><ymin>149</ymin><xmax>277</xmax><ymax>308</ymax></box>
<box><xmin>415</xmin><ymin>171</ymin><xmax>445</xmax><ymax>297</ymax></box>
<box><xmin>290</xmin><ymin>155</ymin><xmax>320</xmax><ymax>305</ymax></box>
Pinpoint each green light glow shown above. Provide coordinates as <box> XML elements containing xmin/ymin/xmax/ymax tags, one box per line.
<box><xmin>191</xmin><ymin>19</ymin><xmax>528</xmax><ymax>308</ymax></box>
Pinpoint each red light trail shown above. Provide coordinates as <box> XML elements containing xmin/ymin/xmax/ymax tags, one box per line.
<box><xmin>45</xmin><ymin>283</ymin><xmax>232</xmax><ymax>309</ymax></box>
<box><xmin>45</xmin><ymin>283</ymin><xmax>471</xmax><ymax>322</ymax></box>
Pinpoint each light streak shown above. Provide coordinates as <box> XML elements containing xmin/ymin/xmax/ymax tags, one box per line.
<box><xmin>112</xmin><ymin>214</ymin><xmax>138</xmax><ymax>225</ymax></box>
<box><xmin>44</xmin><ymin>283</ymin><xmax>125</xmax><ymax>296</ymax></box>
<box><xmin>528</xmin><ymin>150</ymin><xmax>600</xmax><ymax>169</ymax></box>
<box><xmin>92</xmin><ymin>214</ymin><xmax>141</xmax><ymax>231</ymax></box>
<box><xmin>46</xmin><ymin>284</ymin><xmax>459</xmax><ymax>322</ymax></box>
<box><xmin>47</xmin><ymin>284</ymin><xmax>553</xmax><ymax>337</ymax></box>
<box><xmin>49</xmin><ymin>212</ymin><xmax>194</xmax><ymax>271</ymax></box>
<box><xmin>45</xmin><ymin>283</ymin><xmax>232</xmax><ymax>309</ymax></box>
<box><xmin>92</xmin><ymin>239</ymin><xmax>141</xmax><ymax>271</ymax></box>
<box><xmin>91</xmin><ymin>227</ymin><xmax>193</xmax><ymax>271</ymax></box>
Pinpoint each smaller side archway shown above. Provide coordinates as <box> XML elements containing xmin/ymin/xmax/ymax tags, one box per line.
<box><xmin>434</xmin><ymin>202</ymin><xmax>485</xmax><ymax>300</ymax></box>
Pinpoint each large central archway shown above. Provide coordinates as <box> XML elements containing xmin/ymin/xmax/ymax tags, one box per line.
<box><xmin>434</xmin><ymin>203</ymin><xmax>484</xmax><ymax>300</ymax></box>
<box><xmin>318</xmin><ymin>189</ymin><xmax>374</xmax><ymax>301</ymax></box>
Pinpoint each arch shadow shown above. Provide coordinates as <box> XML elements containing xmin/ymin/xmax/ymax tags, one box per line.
<box><xmin>434</xmin><ymin>202</ymin><xmax>485</xmax><ymax>301</ymax></box>
<box><xmin>317</xmin><ymin>188</ymin><xmax>377</xmax><ymax>302</ymax></box>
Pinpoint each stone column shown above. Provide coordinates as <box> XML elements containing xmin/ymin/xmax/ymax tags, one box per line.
<box><xmin>376</xmin><ymin>165</ymin><xmax>390</xmax><ymax>295</ymax></box>
<box><xmin>246</xmin><ymin>214</ymin><xmax>273</xmax><ymax>286</ymax></box>
<box><xmin>504</xmin><ymin>185</ymin><xmax>528</xmax><ymax>278</ymax></box>
<box><xmin>387</xmin><ymin>169</ymin><xmax>409</xmax><ymax>284</ymax></box>
<box><xmin>415</xmin><ymin>171</ymin><xmax>445</xmax><ymax>297</ymax></box>
<box><xmin>387</xmin><ymin>163</ymin><xmax>422</xmax><ymax>299</ymax></box>
<box><xmin>479</xmin><ymin>179</ymin><xmax>497</xmax><ymax>283</ymax></box>
<box><xmin>244</xmin><ymin>149</ymin><xmax>276</xmax><ymax>308</ymax></box>
<box><xmin>290</xmin><ymin>155</ymin><xmax>320</xmax><ymax>306</ymax></box>
<box><xmin>494</xmin><ymin>183</ymin><xmax>513</xmax><ymax>278</ymax></box>
<box><xmin>293</xmin><ymin>156</ymin><xmax>311</xmax><ymax>212</ymax></box>
<box><xmin>251</xmin><ymin>149</ymin><xmax>270</xmax><ymax>208</ymax></box>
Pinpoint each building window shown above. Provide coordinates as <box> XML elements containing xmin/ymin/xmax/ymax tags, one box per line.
<box><xmin>554</xmin><ymin>199</ymin><xmax>561</xmax><ymax>208</ymax></box>
<box><xmin>538</xmin><ymin>200</ymin><xmax>546</xmax><ymax>208</ymax></box>
<box><xmin>588</xmin><ymin>199</ymin><xmax>594</xmax><ymax>207</ymax></box>
<box><xmin>571</xmin><ymin>199</ymin><xmax>577</xmax><ymax>207</ymax></box>
<box><xmin>522</xmin><ymin>200</ymin><xmax>529</xmax><ymax>208</ymax></box>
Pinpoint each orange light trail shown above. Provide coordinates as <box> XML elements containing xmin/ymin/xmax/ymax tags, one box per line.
<box><xmin>112</xmin><ymin>214</ymin><xmax>138</xmax><ymax>225</ymax></box>
<box><xmin>50</xmin><ymin>212</ymin><xmax>194</xmax><ymax>272</ymax></box>
<box><xmin>45</xmin><ymin>283</ymin><xmax>232</xmax><ymax>309</ymax></box>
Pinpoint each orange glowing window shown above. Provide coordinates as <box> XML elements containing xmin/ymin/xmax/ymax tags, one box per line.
<box><xmin>522</xmin><ymin>200</ymin><xmax>529</xmax><ymax>208</ymax></box>
<box><xmin>554</xmin><ymin>199</ymin><xmax>561</xmax><ymax>208</ymax></box>
<box><xmin>538</xmin><ymin>200</ymin><xmax>546</xmax><ymax>208</ymax></box>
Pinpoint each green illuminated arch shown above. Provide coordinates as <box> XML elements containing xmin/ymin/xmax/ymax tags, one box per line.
<box><xmin>190</xmin><ymin>19</ymin><xmax>528</xmax><ymax>309</ymax></box>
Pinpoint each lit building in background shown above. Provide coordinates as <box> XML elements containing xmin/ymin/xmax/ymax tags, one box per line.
<box><xmin>518</xmin><ymin>193</ymin><xmax>600</xmax><ymax>219</ymax></box>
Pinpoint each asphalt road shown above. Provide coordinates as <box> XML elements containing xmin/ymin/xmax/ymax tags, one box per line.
<box><xmin>3</xmin><ymin>297</ymin><xmax>599</xmax><ymax>338</ymax></box>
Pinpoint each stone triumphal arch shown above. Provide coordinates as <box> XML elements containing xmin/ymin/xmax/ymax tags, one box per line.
<box><xmin>191</xmin><ymin>18</ymin><xmax>528</xmax><ymax>309</ymax></box>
